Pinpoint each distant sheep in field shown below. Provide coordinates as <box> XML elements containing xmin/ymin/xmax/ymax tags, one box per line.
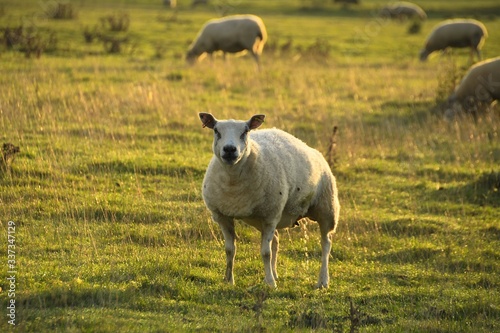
<box><xmin>199</xmin><ymin>113</ymin><xmax>340</xmax><ymax>288</ymax></box>
<box><xmin>186</xmin><ymin>15</ymin><xmax>267</xmax><ymax>67</ymax></box>
<box><xmin>446</xmin><ymin>57</ymin><xmax>500</xmax><ymax>118</ymax></box>
<box><xmin>379</xmin><ymin>2</ymin><xmax>427</xmax><ymax>21</ymax></box>
<box><xmin>419</xmin><ymin>19</ymin><xmax>488</xmax><ymax>62</ymax></box>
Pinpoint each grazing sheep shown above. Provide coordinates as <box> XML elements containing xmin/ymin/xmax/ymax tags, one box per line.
<box><xmin>186</xmin><ymin>15</ymin><xmax>267</xmax><ymax>66</ymax></box>
<box><xmin>379</xmin><ymin>2</ymin><xmax>427</xmax><ymax>21</ymax></box>
<box><xmin>419</xmin><ymin>19</ymin><xmax>488</xmax><ymax>62</ymax></box>
<box><xmin>199</xmin><ymin>113</ymin><xmax>340</xmax><ymax>288</ymax></box>
<box><xmin>446</xmin><ymin>57</ymin><xmax>500</xmax><ymax>117</ymax></box>
<box><xmin>1</xmin><ymin>143</ymin><xmax>20</xmax><ymax>174</ymax></box>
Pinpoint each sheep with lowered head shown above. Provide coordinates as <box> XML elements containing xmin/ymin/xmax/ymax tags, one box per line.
<box><xmin>186</xmin><ymin>15</ymin><xmax>267</xmax><ymax>66</ymax></box>
<box><xmin>419</xmin><ymin>19</ymin><xmax>488</xmax><ymax>62</ymax></box>
<box><xmin>199</xmin><ymin>113</ymin><xmax>340</xmax><ymax>288</ymax></box>
<box><xmin>446</xmin><ymin>56</ymin><xmax>500</xmax><ymax>118</ymax></box>
<box><xmin>379</xmin><ymin>2</ymin><xmax>427</xmax><ymax>21</ymax></box>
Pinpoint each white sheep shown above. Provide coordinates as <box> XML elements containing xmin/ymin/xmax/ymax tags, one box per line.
<box><xmin>379</xmin><ymin>2</ymin><xmax>427</xmax><ymax>21</ymax></box>
<box><xmin>446</xmin><ymin>57</ymin><xmax>500</xmax><ymax>117</ymax></box>
<box><xmin>186</xmin><ymin>15</ymin><xmax>267</xmax><ymax>66</ymax></box>
<box><xmin>199</xmin><ymin>113</ymin><xmax>340</xmax><ymax>288</ymax></box>
<box><xmin>419</xmin><ymin>19</ymin><xmax>488</xmax><ymax>62</ymax></box>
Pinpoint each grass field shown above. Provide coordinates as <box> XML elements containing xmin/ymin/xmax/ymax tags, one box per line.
<box><xmin>1</xmin><ymin>0</ymin><xmax>499</xmax><ymax>332</ymax></box>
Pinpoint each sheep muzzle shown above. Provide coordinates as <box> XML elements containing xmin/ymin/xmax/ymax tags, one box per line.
<box><xmin>221</xmin><ymin>145</ymin><xmax>239</xmax><ymax>165</ymax></box>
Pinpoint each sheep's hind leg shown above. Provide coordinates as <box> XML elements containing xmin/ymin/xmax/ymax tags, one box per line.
<box><xmin>313</xmin><ymin>209</ymin><xmax>337</xmax><ymax>289</ymax></box>
<box><xmin>271</xmin><ymin>230</ymin><xmax>279</xmax><ymax>281</ymax></box>
<box><xmin>215</xmin><ymin>216</ymin><xmax>236</xmax><ymax>285</ymax></box>
<box><xmin>261</xmin><ymin>225</ymin><xmax>277</xmax><ymax>288</ymax></box>
<box><xmin>317</xmin><ymin>230</ymin><xmax>332</xmax><ymax>289</ymax></box>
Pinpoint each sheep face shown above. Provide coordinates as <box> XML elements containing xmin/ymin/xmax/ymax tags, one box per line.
<box><xmin>186</xmin><ymin>50</ymin><xmax>197</xmax><ymax>64</ymax></box>
<box><xmin>199</xmin><ymin>113</ymin><xmax>265</xmax><ymax>166</ymax></box>
<box><xmin>419</xmin><ymin>49</ymin><xmax>430</xmax><ymax>61</ymax></box>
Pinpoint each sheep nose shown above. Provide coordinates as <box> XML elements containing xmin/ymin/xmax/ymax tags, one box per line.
<box><xmin>223</xmin><ymin>145</ymin><xmax>237</xmax><ymax>154</ymax></box>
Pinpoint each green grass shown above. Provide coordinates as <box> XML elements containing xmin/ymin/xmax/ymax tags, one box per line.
<box><xmin>1</xmin><ymin>0</ymin><xmax>499</xmax><ymax>332</ymax></box>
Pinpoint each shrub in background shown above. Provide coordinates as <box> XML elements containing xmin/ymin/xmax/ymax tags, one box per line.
<box><xmin>47</xmin><ymin>2</ymin><xmax>77</xmax><ymax>20</ymax></box>
<box><xmin>100</xmin><ymin>13</ymin><xmax>130</xmax><ymax>32</ymax></box>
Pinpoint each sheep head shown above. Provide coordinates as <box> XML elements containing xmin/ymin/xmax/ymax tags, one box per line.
<box><xmin>199</xmin><ymin>113</ymin><xmax>265</xmax><ymax>166</ymax></box>
<box><xmin>185</xmin><ymin>49</ymin><xmax>197</xmax><ymax>65</ymax></box>
<box><xmin>419</xmin><ymin>48</ymin><xmax>429</xmax><ymax>61</ymax></box>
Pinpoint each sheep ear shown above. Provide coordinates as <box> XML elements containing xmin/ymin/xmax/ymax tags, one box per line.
<box><xmin>247</xmin><ymin>114</ymin><xmax>265</xmax><ymax>130</ymax></box>
<box><xmin>199</xmin><ymin>113</ymin><xmax>217</xmax><ymax>129</ymax></box>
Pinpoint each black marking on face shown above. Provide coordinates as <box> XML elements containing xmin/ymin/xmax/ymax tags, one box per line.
<box><xmin>240</xmin><ymin>126</ymin><xmax>249</xmax><ymax>140</ymax></box>
<box><xmin>214</xmin><ymin>127</ymin><xmax>221</xmax><ymax>140</ymax></box>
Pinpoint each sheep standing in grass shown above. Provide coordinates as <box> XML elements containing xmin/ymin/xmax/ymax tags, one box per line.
<box><xmin>446</xmin><ymin>57</ymin><xmax>500</xmax><ymax>117</ymax></box>
<box><xmin>186</xmin><ymin>15</ymin><xmax>267</xmax><ymax>66</ymax></box>
<box><xmin>199</xmin><ymin>113</ymin><xmax>340</xmax><ymax>288</ymax></box>
<box><xmin>379</xmin><ymin>2</ymin><xmax>427</xmax><ymax>21</ymax></box>
<box><xmin>419</xmin><ymin>19</ymin><xmax>488</xmax><ymax>62</ymax></box>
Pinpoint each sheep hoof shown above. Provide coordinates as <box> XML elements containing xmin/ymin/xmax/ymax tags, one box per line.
<box><xmin>224</xmin><ymin>276</ymin><xmax>235</xmax><ymax>285</ymax></box>
<box><xmin>316</xmin><ymin>281</ymin><xmax>329</xmax><ymax>289</ymax></box>
<box><xmin>264</xmin><ymin>278</ymin><xmax>277</xmax><ymax>288</ymax></box>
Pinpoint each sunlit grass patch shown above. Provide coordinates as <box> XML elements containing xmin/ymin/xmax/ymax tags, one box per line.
<box><xmin>0</xmin><ymin>0</ymin><xmax>499</xmax><ymax>332</ymax></box>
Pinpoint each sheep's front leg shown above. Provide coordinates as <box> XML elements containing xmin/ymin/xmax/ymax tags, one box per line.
<box><xmin>214</xmin><ymin>216</ymin><xmax>236</xmax><ymax>285</ymax></box>
<box><xmin>261</xmin><ymin>225</ymin><xmax>277</xmax><ymax>288</ymax></box>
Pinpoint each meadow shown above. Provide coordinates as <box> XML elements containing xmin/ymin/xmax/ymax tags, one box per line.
<box><xmin>0</xmin><ymin>0</ymin><xmax>499</xmax><ymax>332</ymax></box>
